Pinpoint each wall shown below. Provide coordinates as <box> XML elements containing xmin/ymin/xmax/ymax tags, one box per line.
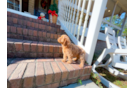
<box><xmin>28</xmin><ymin>0</ymin><xmax>35</xmax><ymax>15</ymax></box>
<box><xmin>51</xmin><ymin>0</ymin><xmax>58</xmax><ymax>5</ymax></box>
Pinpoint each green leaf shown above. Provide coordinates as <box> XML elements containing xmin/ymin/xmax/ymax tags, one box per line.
<box><xmin>78</xmin><ymin>79</ymin><xmax>82</xmax><ymax>85</ymax></box>
<box><xmin>100</xmin><ymin>86</ymin><xmax>103</xmax><ymax>88</ymax></box>
<box><xmin>49</xmin><ymin>0</ymin><xmax>58</xmax><ymax>14</ymax></box>
<box><xmin>96</xmin><ymin>81</ymin><xmax>99</xmax><ymax>84</ymax></box>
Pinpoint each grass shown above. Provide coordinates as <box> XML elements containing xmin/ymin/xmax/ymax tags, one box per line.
<box><xmin>114</xmin><ymin>67</ymin><xmax>127</xmax><ymax>74</ymax></box>
<box><xmin>90</xmin><ymin>72</ymin><xmax>106</xmax><ymax>88</ymax></box>
<box><xmin>95</xmin><ymin>67</ymin><xmax>127</xmax><ymax>88</ymax></box>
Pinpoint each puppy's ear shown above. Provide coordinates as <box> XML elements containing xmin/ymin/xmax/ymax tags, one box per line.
<box><xmin>57</xmin><ymin>36</ymin><xmax>63</xmax><ymax>43</ymax></box>
<box><xmin>63</xmin><ymin>38</ymin><xmax>68</xmax><ymax>46</ymax></box>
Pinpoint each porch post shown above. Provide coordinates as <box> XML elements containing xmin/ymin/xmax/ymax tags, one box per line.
<box><xmin>19</xmin><ymin>0</ymin><xmax>22</xmax><ymax>12</ymax></box>
<box><xmin>118</xmin><ymin>13</ymin><xmax>127</xmax><ymax>36</ymax></box>
<box><xmin>109</xmin><ymin>1</ymin><xmax>119</xmax><ymax>24</ymax></box>
<box><xmin>85</xmin><ymin>0</ymin><xmax>108</xmax><ymax>65</ymax></box>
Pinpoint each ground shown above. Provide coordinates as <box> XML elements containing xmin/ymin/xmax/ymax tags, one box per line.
<box><xmin>60</xmin><ymin>80</ymin><xmax>99</xmax><ymax>88</ymax></box>
<box><xmin>96</xmin><ymin>67</ymin><xmax>127</xmax><ymax>88</ymax></box>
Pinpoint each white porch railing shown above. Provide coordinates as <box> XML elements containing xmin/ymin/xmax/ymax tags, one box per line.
<box><xmin>58</xmin><ymin>0</ymin><xmax>108</xmax><ymax>65</ymax></box>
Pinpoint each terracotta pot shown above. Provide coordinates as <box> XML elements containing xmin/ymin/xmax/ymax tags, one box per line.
<box><xmin>49</xmin><ymin>14</ymin><xmax>57</xmax><ymax>24</ymax></box>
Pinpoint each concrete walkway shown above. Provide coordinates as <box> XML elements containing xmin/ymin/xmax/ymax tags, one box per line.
<box><xmin>60</xmin><ymin>80</ymin><xmax>99</xmax><ymax>88</ymax></box>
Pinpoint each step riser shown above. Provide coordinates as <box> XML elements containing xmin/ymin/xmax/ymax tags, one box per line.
<box><xmin>7</xmin><ymin>25</ymin><xmax>61</xmax><ymax>43</ymax></box>
<box><xmin>7</xmin><ymin>18</ymin><xmax>64</xmax><ymax>34</ymax></box>
<box><xmin>7</xmin><ymin>13</ymin><xmax>65</xmax><ymax>34</ymax></box>
<box><xmin>7</xmin><ymin>39</ymin><xmax>63</xmax><ymax>58</ymax></box>
<box><xmin>7</xmin><ymin>12</ymin><xmax>60</xmax><ymax>28</ymax></box>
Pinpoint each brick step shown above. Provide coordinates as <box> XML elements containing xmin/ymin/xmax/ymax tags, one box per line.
<box><xmin>7</xmin><ymin>11</ymin><xmax>60</xmax><ymax>28</ymax></box>
<box><xmin>7</xmin><ymin>38</ymin><xmax>63</xmax><ymax>58</ymax></box>
<box><xmin>7</xmin><ymin>58</ymin><xmax>92</xmax><ymax>88</ymax></box>
<box><xmin>7</xmin><ymin>22</ymin><xmax>64</xmax><ymax>34</ymax></box>
<box><xmin>7</xmin><ymin>25</ymin><xmax>62</xmax><ymax>43</ymax></box>
<box><xmin>7</xmin><ymin>20</ymin><xmax>65</xmax><ymax>34</ymax></box>
<box><xmin>7</xmin><ymin>12</ymin><xmax>64</xmax><ymax>35</ymax></box>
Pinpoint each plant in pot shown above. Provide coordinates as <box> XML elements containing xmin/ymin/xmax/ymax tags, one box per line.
<box><xmin>48</xmin><ymin>0</ymin><xmax>58</xmax><ymax>23</ymax></box>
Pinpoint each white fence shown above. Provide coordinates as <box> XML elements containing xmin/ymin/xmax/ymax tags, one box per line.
<box><xmin>58</xmin><ymin>0</ymin><xmax>108</xmax><ymax>65</ymax></box>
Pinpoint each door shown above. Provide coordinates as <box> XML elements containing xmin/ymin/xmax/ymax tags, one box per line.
<box><xmin>22</xmin><ymin>0</ymin><xmax>28</xmax><ymax>12</ymax></box>
<box><xmin>34</xmin><ymin>0</ymin><xmax>39</xmax><ymax>16</ymax></box>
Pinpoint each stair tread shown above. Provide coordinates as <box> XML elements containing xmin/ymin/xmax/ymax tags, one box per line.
<box><xmin>7</xmin><ymin>58</ymin><xmax>92</xmax><ymax>88</ymax></box>
<box><xmin>7</xmin><ymin>38</ymin><xmax>61</xmax><ymax>46</ymax></box>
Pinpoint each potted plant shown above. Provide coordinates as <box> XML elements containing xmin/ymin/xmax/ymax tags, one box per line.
<box><xmin>48</xmin><ymin>0</ymin><xmax>58</xmax><ymax>23</ymax></box>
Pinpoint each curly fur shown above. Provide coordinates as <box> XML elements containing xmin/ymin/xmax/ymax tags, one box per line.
<box><xmin>57</xmin><ymin>34</ymin><xmax>86</xmax><ymax>68</ymax></box>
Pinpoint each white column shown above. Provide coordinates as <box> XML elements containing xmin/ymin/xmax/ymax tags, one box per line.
<box><xmin>118</xmin><ymin>13</ymin><xmax>127</xmax><ymax>36</ymax></box>
<box><xmin>109</xmin><ymin>1</ymin><xmax>119</xmax><ymax>24</ymax></box>
<box><xmin>85</xmin><ymin>0</ymin><xmax>108</xmax><ymax>65</ymax></box>
<box><xmin>19</xmin><ymin>0</ymin><xmax>22</xmax><ymax>12</ymax></box>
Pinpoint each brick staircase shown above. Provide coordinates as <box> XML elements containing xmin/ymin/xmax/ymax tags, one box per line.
<box><xmin>7</xmin><ymin>11</ymin><xmax>92</xmax><ymax>88</ymax></box>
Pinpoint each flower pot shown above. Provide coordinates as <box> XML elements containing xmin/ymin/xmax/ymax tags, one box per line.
<box><xmin>49</xmin><ymin>14</ymin><xmax>57</xmax><ymax>24</ymax></box>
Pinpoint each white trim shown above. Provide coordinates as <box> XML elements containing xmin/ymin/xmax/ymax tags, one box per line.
<box><xmin>19</xmin><ymin>0</ymin><xmax>22</xmax><ymax>12</ymax></box>
<box><xmin>7</xmin><ymin>8</ymin><xmax>38</xmax><ymax>19</ymax></box>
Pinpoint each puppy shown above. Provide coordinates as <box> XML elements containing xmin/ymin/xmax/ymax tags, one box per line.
<box><xmin>57</xmin><ymin>34</ymin><xmax>86</xmax><ymax>68</ymax></box>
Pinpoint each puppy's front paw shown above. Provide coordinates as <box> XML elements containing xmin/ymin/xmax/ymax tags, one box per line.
<box><xmin>62</xmin><ymin>59</ymin><xmax>66</xmax><ymax>62</ymax></box>
<box><xmin>67</xmin><ymin>61</ymin><xmax>72</xmax><ymax>64</ymax></box>
<box><xmin>79</xmin><ymin>64</ymin><xmax>84</xmax><ymax>68</ymax></box>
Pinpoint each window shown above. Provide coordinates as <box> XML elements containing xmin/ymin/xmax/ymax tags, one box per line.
<box><xmin>7</xmin><ymin>0</ymin><xmax>20</xmax><ymax>11</ymax></box>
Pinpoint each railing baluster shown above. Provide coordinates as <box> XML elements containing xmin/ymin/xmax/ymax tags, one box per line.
<box><xmin>60</xmin><ymin>2</ymin><xmax>65</xmax><ymax>21</ymax></box>
<box><xmin>70</xmin><ymin>0</ymin><xmax>78</xmax><ymax>34</ymax></box>
<box><xmin>65</xmin><ymin>0</ymin><xmax>70</xmax><ymax>27</ymax></box>
<box><xmin>63</xmin><ymin>1</ymin><xmax>67</xmax><ymax>25</ymax></box>
<box><xmin>77</xmin><ymin>0</ymin><xmax>86</xmax><ymax>40</ymax></box>
<box><xmin>80</xmin><ymin>0</ymin><xmax>92</xmax><ymax>44</ymax></box>
<box><xmin>64</xmin><ymin>0</ymin><xmax>68</xmax><ymax>26</ymax></box>
<box><xmin>73</xmin><ymin>0</ymin><xmax>82</xmax><ymax>36</ymax></box>
<box><xmin>66</xmin><ymin>0</ymin><xmax>72</xmax><ymax>30</ymax></box>
<box><xmin>58</xmin><ymin>1</ymin><xmax>62</xmax><ymax>20</ymax></box>
<box><xmin>68</xmin><ymin>0</ymin><xmax>74</xmax><ymax>31</ymax></box>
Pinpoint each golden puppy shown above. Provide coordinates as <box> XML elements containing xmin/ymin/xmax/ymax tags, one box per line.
<box><xmin>57</xmin><ymin>34</ymin><xmax>86</xmax><ymax>68</ymax></box>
